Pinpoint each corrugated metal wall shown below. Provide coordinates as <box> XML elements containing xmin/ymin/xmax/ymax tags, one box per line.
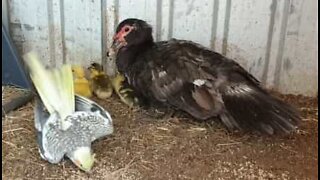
<box><xmin>5</xmin><ymin>0</ymin><xmax>318</xmax><ymax>96</ymax></box>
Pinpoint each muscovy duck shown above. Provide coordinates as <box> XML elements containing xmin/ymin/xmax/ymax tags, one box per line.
<box><xmin>107</xmin><ymin>18</ymin><xmax>301</xmax><ymax>135</ymax></box>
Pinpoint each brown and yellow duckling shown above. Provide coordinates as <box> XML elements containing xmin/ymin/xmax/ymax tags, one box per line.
<box><xmin>106</xmin><ymin>49</ymin><xmax>139</xmax><ymax>108</ymax></box>
<box><xmin>88</xmin><ymin>60</ymin><xmax>138</xmax><ymax>107</ymax></box>
<box><xmin>110</xmin><ymin>72</ymin><xmax>139</xmax><ymax>108</ymax></box>
<box><xmin>88</xmin><ymin>63</ymin><xmax>113</xmax><ymax>99</ymax></box>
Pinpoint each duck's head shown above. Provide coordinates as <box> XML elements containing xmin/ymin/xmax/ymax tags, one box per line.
<box><xmin>109</xmin><ymin>18</ymin><xmax>153</xmax><ymax>54</ymax></box>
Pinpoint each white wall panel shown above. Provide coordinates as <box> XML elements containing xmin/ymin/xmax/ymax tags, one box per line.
<box><xmin>7</xmin><ymin>0</ymin><xmax>318</xmax><ymax>96</ymax></box>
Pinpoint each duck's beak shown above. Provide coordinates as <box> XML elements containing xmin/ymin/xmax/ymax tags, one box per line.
<box><xmin>112</xmin><ymin>39</ymin><xmax>127</xmax><ymax>51</ymax></box>
<box><xmin>107</xmin><ymin>38</ymin><xmax>127</xmax><ymax>58</ymax></box>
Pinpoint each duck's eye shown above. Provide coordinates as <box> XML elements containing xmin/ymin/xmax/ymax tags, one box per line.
<box><xmin>124</xmin><ymin>27</ymin><xmax>130</xmax><ymax>32</ymax></box>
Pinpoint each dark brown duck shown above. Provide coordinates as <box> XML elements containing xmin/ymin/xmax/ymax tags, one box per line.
<box><xmin>108</xmin><ymin>18</ymin><xmax>301</xmax><ymax>135</ymax></box>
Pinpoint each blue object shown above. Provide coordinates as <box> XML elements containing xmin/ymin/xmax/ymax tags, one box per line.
<box><xmin>2</xmin><ymin>25</ymin><xmax>31</xmax><ymax>89</ymax></box>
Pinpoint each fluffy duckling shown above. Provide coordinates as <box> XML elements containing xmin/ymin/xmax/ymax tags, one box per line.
<box><xmin>72</xmin><ymin>65</ymin><xmax>92</xmax><ymax>98</ymax></box>
<box><xmin>110</xmin><ymin>73</ymin><xmax>139</xmax><ymax>108</ymax></box>
<box><xmin>88</xmin><ymin>63</ymin><xmax>113</xmax><ymax>99</ymax></box>
<box><xmin>106</xmin><ymin>48</ymin><xmax>139</xmax><ymax>107</ymax></box>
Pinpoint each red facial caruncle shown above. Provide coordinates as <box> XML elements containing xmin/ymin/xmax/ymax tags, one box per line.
<box><xmin>109</xmin><ymin>25</ymin><xmax>135</xmax><ymax>54</ymax></box>
<box><xmin>113</xmin><ymin>25</ymin><xmax>134</xmax><ymax>43</ymax></box>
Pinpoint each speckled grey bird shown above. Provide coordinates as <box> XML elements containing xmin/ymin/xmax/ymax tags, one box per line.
<box><xmin>23</xmin><ymin>51</ymin><xmax>113</xmax><ymax>172</ymax></box>
<box><xmin>34</xmin><ymin>95</ymin><xmax>113</xmax><ymax>172</ymax></box>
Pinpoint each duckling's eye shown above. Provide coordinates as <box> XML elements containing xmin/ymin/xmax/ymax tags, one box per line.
<box><xmin>124</xmin><ymin>27</ymin><xmax>130</xmax><ymax>32</ymax></box>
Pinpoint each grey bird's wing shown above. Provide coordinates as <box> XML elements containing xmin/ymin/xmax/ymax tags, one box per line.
<box><xmin>67</xmin><ymin>111</ymin><xmax>114</xmax><ymax>142</ymax></box>
<box><xmin>34</xmin><ymin>98</ymin><xmax>50</xmax><ymax>132</ymax></box>
<box><xmin>74</xmin><ymin>95</ymin><xmax>113</xmax><ymax>141</ymax></box>
<box><xmin>40</xmin><ymin>111</ymin><xmax>66</xmax><ymax>164</ymax></box>
<box><xmin>75</xmin><ymin>95</ymin><xmax>112</xmax><ymax>121</ymax></box>
<box><xmin>37</xmin><ymin>111</ymin><xmax>94</xmax><ymax>164</ymax></box>
<box><xmin>34</xmin><ymin>98</ymin><xmax>51</xmax><ymax>160</ymax></box>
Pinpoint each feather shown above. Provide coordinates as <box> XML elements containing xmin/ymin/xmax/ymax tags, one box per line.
<box><xmin>220</xmin><ymin>83</ymin><xmax>300</xmax><ymax>134</ymax></box>
<box><xmin>23</xmin><ymin>51</ymin><xmax>74</xmax><ymax>129</ymax></box>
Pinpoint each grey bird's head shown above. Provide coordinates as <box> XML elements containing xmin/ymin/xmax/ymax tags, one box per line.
<box><xmin>67</xmin><ymin>146</ymin><xmax>95</xmax><ymax>172</ymax></box>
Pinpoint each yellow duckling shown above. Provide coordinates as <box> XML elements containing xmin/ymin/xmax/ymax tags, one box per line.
<box><xmin>106</xmin><ymin>47</ymin><xmax>138</xmax><ymax>108</ymax></box>
<box><xmin>110</xmin><ymin>73</ymin><xmax>139</xmax><ymax>108</ymax></box>
<box><xmin>71</xmin><ymin>65</ymin><xmax>92</xmax><ymax>98</ymax></box>
<box><xmin>88</xmin><ymin>63</ymin><xmax>113</xmax><ymax>99</ymax></box>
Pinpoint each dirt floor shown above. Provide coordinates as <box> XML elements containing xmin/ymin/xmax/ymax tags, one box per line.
<box><xmin>2</xmin><ymin>86</ymin><xmax>318</xmax><ymax>180</ymax></box>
